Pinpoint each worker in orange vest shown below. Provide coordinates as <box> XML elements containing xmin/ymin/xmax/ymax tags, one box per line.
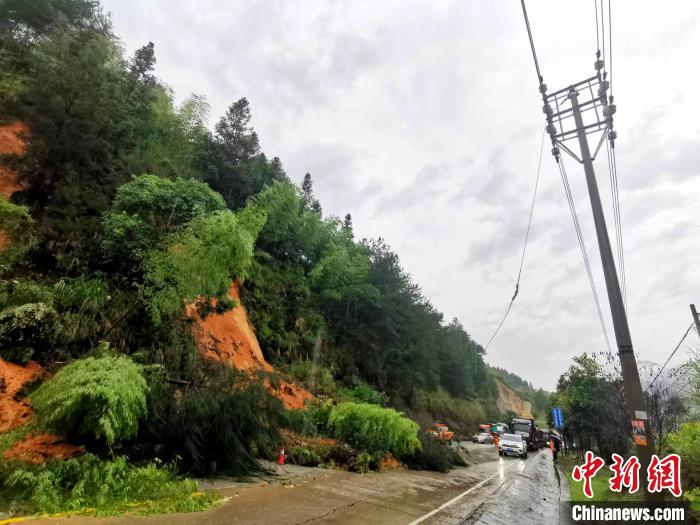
<box><xmin>549</xmin><ymin>434</ymin><xmax>561</xmax><ymax>462</ymax></box>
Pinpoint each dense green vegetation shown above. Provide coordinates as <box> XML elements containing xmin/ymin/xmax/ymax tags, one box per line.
<box><xmin>32</xmin><ymin>355</ymin><xmax>148</xmax><ymax>446</ymax></box>
<box><xmin>553</xmin><ymin>351</ymin><xmax>700</xmax><ymax>513</ymax></box>
<box><xmin>0</xmin><ymin>0</ymin><xmax>541</xmax><ymax>515</ymax></box>
<box><xmin>2</xmin><ymin>454</ymin><xmax>218</xmax><ymax>516</ymax></box>
<box><xmin>327</xmin><ymin>402</ymin><xmax>421</xmax><ymax>457</ymax></box>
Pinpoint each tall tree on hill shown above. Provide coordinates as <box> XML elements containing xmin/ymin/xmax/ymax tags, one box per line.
<box><xmin>208</xmin><ymin>98</ymin><xmax>285</xmax><ymax>208</ymax></box>
<box><xmin>301</xmin><ymin>173</ymin><xmax>322</xmax><ymax>214</ymax></box>
<box><xmin>343</xmin><ymin>213</ymin><xmax>353</xmax><ymax>237</ymax></box>
<box><xmin>129</xmin><ymin>41</ymin><xmax>156</xmax><ymax>85</ymax></box>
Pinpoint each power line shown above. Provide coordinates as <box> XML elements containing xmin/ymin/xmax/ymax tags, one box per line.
<box><xmin>519</xmin><ymin>0</ymin><xmax>611</xmax><ymax>354</ymax></box>
<box><xmin>599</xmin><ymin>0</ymin><xmax>606</xmax><ymax>70</ymax></box>
<box><xmin>484</xmin><ymin>129</ymin><xmax>545</xmax><ymax>350</ymax></box>
<box><xmin>608</xmin><ymin>0</ymin><xmax>614</xmax><ymax>96</ymax></box>
<box><xmin>556</xmin><ymin>156</ymin><xmax>613</xmax><ymax>354</ymax></box>
<box><xmin>520</xmin><ymin>0</ymin><xmax>542</xmax><ymax>82</ymax></box>
<box><xmin>605</xmin><ymin>139</ymin><xmax>626</xmax><ymax>305</ymax></box>
<box><xmin>594</xmin><ymin>0</ymin><xmax>601</xmax><ymax>53</ymax></box>
<box><xmin>648</xmin><ymin>323</ymin><xmax>695</xmax><ymax>389</ymax></box>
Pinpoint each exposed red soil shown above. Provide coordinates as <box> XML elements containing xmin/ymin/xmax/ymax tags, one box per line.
<box><xmin>187</xmin><ymin>281</ymin><xmax>273</xmax><ymax>372</ymax></box>
<box><xmin>187</xmin><ymin>281</ymin><xmax>314</xmax><ymax>410</ymax></box>
<box><xmin>378</xmin><ymin>453</ymin><xmax>405</xmax><ymax>471</ymax></box>
<box><xmin>281</xmin><ymin>429</ymin><xmax>338</xmax><ymax>448</ymax></box>
<box><xmin>0</xmin><ymin>358</ymin><xmax>43</xmax><ymax>432</ymax></box>
<box><xmin>0</xmin><ymin>121</ymin><xmax>28</xmax><ymax>198</ymax></box>
<box><xmin>0</xmin><ymin>230</ymin><xmax>9</xmax><ymax>251</ymax></box>
<box><xmin>3</xmin><ymin>433</ymin><xmax>85</xmax><ymax>464</ymax></box>
<box><xmin>0</xmin><ymin>121</ymin><xmax>28</xmax><ymax>254</ymax></box>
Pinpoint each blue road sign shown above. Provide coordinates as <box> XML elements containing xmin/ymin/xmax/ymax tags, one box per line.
<box><xmin>552</xmin><ymin>407</ymin><xmax>564</xmax><ymax>429</ymax></box>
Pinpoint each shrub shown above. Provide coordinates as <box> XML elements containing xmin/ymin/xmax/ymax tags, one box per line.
<box><xmin>286</xmin><ymin>443</ymin><xmax>370</xmax><ymax>472</ymax></box>
<box><xmin>404</xmin><ymin>432</ymin><xmax>467</xmax><ymax>472</ymax></box>
<box><xmin>285</xmin><ymin>359</ymin><xmax>337</xmax><ymax>396</ymax></box>
<box><xmin>1</xmin><ymin>453</ymin><xmax>218</xmax><ymax>515</ymax></box>
<box><xmin>139</xmin><ymin>368</ymin><xmax>285</xmax><ymax>476</ymax></box>
<box><xmin>669</xmin><ymin>422</ymin><xmax>700</xmax><ymax>498</ymax></box>
<box><xmin>327</xmin><ymin>402</ymin><xmax>421</xmax><ymax>457</ymax></box>
<box><xmin>143</xmin><ymin>208</ymin><xmax>265</xmax><ymax>325</ymax></box>
<box><xmin>0</xmin><ymin>279</ymin><xmax>53</xmax><ymax>309</ymax></box>
<box><xmin>32</xmin><ymin>356</ymin><xmax>148</xmax><ymax>445</ymax></box>
<box><xmin>0</xmin><ymin>197</ymin><xmax>34</xmax><ymax>272</ymax></box>
<box><xmin>285</xmin><ymin>399</ymin><xmax>333</xmax><ymax>436</ymax></box>
<box><xmin>0</xmin><ymin>302</ymin><xmax>58</xmax><ymax>364</ymax></box>
<box><xmin>287</xmin><ymin>446</ymin><xmax>328</xmax><ymax>467</ymax></box>
<box><xmin>337</xmin><ymin>381</ymin><xmax>389</xmax><ymax>406</ymax></box>
<box><xmin>412</xmin><ymin>388</ymin><xmax>487</xmax><ymax>432</ymax></box>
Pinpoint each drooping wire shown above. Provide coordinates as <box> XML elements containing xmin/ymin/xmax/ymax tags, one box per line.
<box><xmin>557</xmin><ymin>157</ymin><xmax>613</xmax><ymax>354</ymax></box>
<box><xmin>648</xmin><ymin>323</ymin><xmax>695</xmax><ymax>389</ymax></box>
<box><xmin>520</xmin><ymin>0</ymin><xmax>542</xmax><ymax>82</ymax></box>
<box><xmin>484</xmin><ymin>129</ymin><xmax>546</xmax><ymax>350</ymax></box>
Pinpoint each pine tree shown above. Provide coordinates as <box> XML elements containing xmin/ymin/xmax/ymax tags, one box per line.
<box><xmin>301</xmin><ymin>173</ymin><xmax>321</xmax><ymax>214</ymax></box>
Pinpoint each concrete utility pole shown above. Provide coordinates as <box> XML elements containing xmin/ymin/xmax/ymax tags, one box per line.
<box><xmin>568</xmin><ymin>89</ymin><xmax>658</xmax><ymax>500</ymax></box>
<box><xmin>519</xmin><ymin>0</ymin><xmax>658</xmax><ymax>502</ymax></box>
<box><xmin>691</xmin><ymin>304</ymin><xmax>700</xmax><ymax>338</ymax></box>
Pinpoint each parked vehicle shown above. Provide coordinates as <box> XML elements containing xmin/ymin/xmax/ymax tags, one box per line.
<box><xmin>511</xmin><ymin>417</ymin><xmax>537</xmax><ymax>450</ymax></box>
<box><xmin>498</xmin><ymin>433</ymin><xmax>527</xmax><ymax>459</ymax></box>
<box><xmin>492</xmin><ymin>422</ymin><xmax>509</xmax><ymax>435</ymax></box>
<box><xmin>474</xmin><ymin>432</ymin><xmax>493</xmax><ymax>444</ymax></box>
<box><xmin>533</xmin><ymin>427</ymin><xmax>547</xmax><ymax>449</ymax></box>
<box><xmin>426</xmin><ymin>423</ymin><xmax>455</xmax><ymax>443</ymax></box>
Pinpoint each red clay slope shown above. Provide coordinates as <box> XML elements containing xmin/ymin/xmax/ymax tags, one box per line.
<box><xmin>187</xmin><ymin>281</ymin><xmax>314</xmax><ymax>410</ymax></box>
<box><xmin>0</xmin><ymin>358</ymin><xmax>42</xmax><ymax>433</ymax></box>
<box><xmin>0</xmin><ymin>121</ymin><xmax>27</xmax><ymax>197</ymax></box>
<box><xmin>0</xmin><ymin>121</ymin><xmax>28</xmax><ymax>252</ymax></box>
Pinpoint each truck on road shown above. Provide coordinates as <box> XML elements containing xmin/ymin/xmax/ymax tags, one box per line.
<box><xmin>511</xmin><ymin>417</ymin><xmax>537</xmax><ymax>450</ymax></box>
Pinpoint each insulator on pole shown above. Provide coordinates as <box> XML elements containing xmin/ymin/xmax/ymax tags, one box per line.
<box><xmin>539</xmin><ymin>82</ymin><xmax>548</xmax><ymax>94</ymax></box>
<box><xmin>603</xmin><ymin>104</ymin><xmax>616</xmax><ymax>118</ymax></box>
<box><xmin>594</xmin><ymin>59</ymin><xmax>605</xmax><ymax>71</ymax></box>
<box><xmin>546</xmin><ymin>124</ymin><xmax>557</xmax><ymax>136</ymax></box>
<box><xmin>551</xmin><ymin>146</ymin><xmax>560</xmax><ymax>158</ymax></box>
<box><xmin>543</xmin><ymin>104</ymin><xmax>553</xmax><ymax>116</ymax></box>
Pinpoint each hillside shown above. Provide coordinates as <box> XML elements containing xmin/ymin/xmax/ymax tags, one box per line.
<box><xmin>0</xmin><ymin>1</ymin><xmax>545</xmax><ymax>515</ymax></box>
<box><xmin>186</xmin><ymin>280</ymin><xmax>313</xmax><ymax>409</ymax></box>
<box><xmin>494</xmin><ymin>379</ymin><xmax>533</xmax><ymax>419</ymax></box>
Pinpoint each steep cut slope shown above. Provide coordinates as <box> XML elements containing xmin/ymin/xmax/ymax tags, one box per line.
<box><xmin>187</xmin><ymin>281</ymin><xmax>314</xmax><ymax>410</ymax></box>
<box><xmin>0</xmin><ymin>121</ymin><xmax>27</xmax><ymax>197</ymax></box>
<box><xmin>495</xmin><ymin>378</ymin><xmax>533</xmax><ymax>419</ymax></box>
<box><xmin>0</xmin><ymin>358</ymin><xmax>42</xmax><ymax>432</ymax></box>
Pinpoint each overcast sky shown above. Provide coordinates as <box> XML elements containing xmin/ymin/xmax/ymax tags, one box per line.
<box><xmin>102</xmin><ymin>0</ymin><xmax>700</xmax><ymax>390</ymax></box>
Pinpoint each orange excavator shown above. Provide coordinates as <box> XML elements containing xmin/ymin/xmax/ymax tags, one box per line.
<box><xmin>426</xmin><ymin>423</ymin><xmax>455</xmax><ymax>443</ymax></box>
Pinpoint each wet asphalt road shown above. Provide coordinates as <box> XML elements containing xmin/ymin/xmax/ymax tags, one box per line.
<box><xmin>459</xmin><ymin>448</ymin><xmax>571</xmax><ymax>525</ymax></box>
<box><xmin>27</xmin><ymin>442</ymin><xmax>569</xmax><ymax>525</ymax></box>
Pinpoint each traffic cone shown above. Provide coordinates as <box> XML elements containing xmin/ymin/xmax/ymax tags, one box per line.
<box><xmin>278</xmin><ymin>447</ymin><xmax>285</xmax><ymax>465</ymax></box>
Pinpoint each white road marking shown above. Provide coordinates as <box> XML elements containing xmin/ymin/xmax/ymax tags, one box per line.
<box><xmin>407</xmin><ymin>450</ymin><xmax>544</xmax><ymax>525</ymax></box>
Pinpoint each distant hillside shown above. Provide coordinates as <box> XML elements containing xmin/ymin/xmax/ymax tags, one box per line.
<box><xmin>489</xmin><ymin>366</ymin><xmax>552</xmax><ymax>420</ymax></box>
<box><xmin>494</xmin><ymin>378</ymin><xmax>533</xmax><ymax>419</ymax></box>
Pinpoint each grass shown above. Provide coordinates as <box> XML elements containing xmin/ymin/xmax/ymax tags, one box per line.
<box><xmin>0</xmin><ymin>446</ymin><xmax>221</xmax><ymax>517</ymax></box>
<box><xmin>559</xmin><ymin>454</ymin><xmax>643</xmax><ymax>502</ymax></box>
